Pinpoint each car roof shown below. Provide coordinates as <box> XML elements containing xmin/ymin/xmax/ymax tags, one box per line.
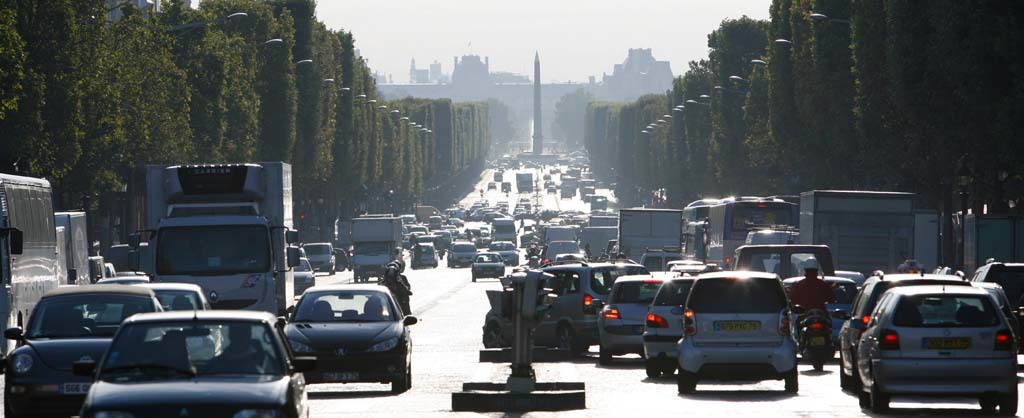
<box><xmin>303</xmin><ymin>242</ymin><xmax>331</xmax><ymax>246</ymax></box>
<box><xmin>886</xmin><ymin>285</ymin><xmax>990</xmax><ymax>298</ymax></box>
<box><xmin>867</xmin><ymin>273</ymin><xmax>966</xmax><ymax>283</ymax></box>
<box><xmin>302</xmin><ymin>284</ymin><xmax>393</xmax><ymax>294</ymax></box>
<box><xmin>614</xmin><ymin>275</ymin><xmax>662</xmax><ymax>284</ymax></box>
<box><xmin>476</xmin><ymin>251</ymin><xmax>501</xmax><ymax>256</ymax></box>
<box><xmin>735</xmin><ymin>244</ymin><xmax>830</xmax><ymax>251</ymax></box>
<box><xmin>43</xmin><ymin>284</ymin><xmax>155</xmax><ymax>298</ymax></box>
<box><xmin>137</xmin><ymin>283</ymin><xmax>204</xmax><ymax>292</ymax></box>
<box><xmin>782</xmin><ymin>276</ymin><xmax>857</xmax><ymax>285</ymax></box>
<box><xmin>124</xmin><ymin>310</ymin><xmax>276</xmax><ymax>325</ymax></box>
<box><xmin>697</xmin><ymin>271</ymin><xmax>780</xmax><ymax>280</ymax></box>
<box><xmin>542</xmin><ymin>261</ymin><xmax>639</xmax><ymax>271</ymax></box>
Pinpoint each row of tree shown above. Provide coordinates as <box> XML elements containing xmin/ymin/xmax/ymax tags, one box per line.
<box><xmin>0</xmin><ymin>0</ymin><xmax>490</xmax><ymax>243</ymax></box>
<box><xmin>585</xmin><ymin>1</ymin><xmax>1024</xmax><ymax>214</ymax></box>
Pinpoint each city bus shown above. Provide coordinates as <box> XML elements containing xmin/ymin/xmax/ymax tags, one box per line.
<box><xmin>705</xmin><ymin>198</ymin><xmax>798</xmax><ymax>268</ymax></box>
<box><xmin>1</xmin><ymin>174</ymin><xmax>61</xmax><ymax>353</ymax></box>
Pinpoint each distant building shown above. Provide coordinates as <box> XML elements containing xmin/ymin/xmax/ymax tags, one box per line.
<box><xmin>409</xmin><ymin>59</ymin><xmax>430</xmax><ymax>84</ymax></box>
<box><xmin>596</xmin><ymin>48</ymin><xmax>673</xmax><ymax>102</ymax></box>
<box><xmin>491</xmin><ymin>71</ymin><xmax>530</xmax><ymax>84</ymax></box>
<box><xmin>429</xmin><ymin>61</ymin><xmax>446</xmax><ymax>83</ymax></box>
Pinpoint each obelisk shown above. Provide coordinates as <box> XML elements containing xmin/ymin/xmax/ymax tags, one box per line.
<box><xmin>532</xmin><ymin>52</ymin><xmax>543</xmax><ymax>155</ymax></box>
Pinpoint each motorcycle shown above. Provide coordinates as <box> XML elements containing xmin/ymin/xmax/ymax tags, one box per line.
<box><xmin>528</xmin><ymin>255</ymin><xmax>540</xmax><ymax>268</ymax></box>
<box><xmin>797</xmin><ymin>307</ymin><xmax>834</xmax><ymax>371</ymax></box>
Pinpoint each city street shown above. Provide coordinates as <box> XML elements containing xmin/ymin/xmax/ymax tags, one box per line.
<box><xmin>303</xmin><ymin>168</ymin><xmax>1024</xmax><ymax>417</ymax></box>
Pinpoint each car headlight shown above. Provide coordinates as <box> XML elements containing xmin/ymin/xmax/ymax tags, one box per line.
<box><xmin>367</xmin><ymin>337</ymin><xmax>399</xmax><ymax>352</ymax></box>
<box><xmin>233</xmin><ymin>410</ymin><xmax>281</xmax><ymax>418</ymax></box>
<box><xmin>94</xmin><ymin>412</ymin><xmax>136</xmax><ymax>418</ymax></box>
<box><xmin>289</xmin><ymin>340</ymin><xmax>315</xmax><ymax>353</ymax></box>
<box><xmin>12</xmin><ymin>353</ymin><xmax>33</xmax><ymax>374</ymax></box>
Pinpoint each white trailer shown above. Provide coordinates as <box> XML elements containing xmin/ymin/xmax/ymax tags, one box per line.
<box><xmin>617</xmin><ymin>208</ymin><xmax>683</xmax><ymax>259</ymax></box>
<box><xmin>350</xmin><ymin>216</ymin><xmax>403</xmax><ymax>282</ymax></box>
<box><xmin>54</xmin><ymin>211</ymin><xmax>90</xmax><ymax>285</ymax></box>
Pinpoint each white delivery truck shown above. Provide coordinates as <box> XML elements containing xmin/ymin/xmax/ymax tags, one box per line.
<box><xmin>143</xmin><ymin>163</ymin><xmax>301</xmax><ymax>314</ymax></box>
<box><xmin>491</xmin><ymin>218</ymin><xmax>517</xmax><ymax>246</ymax></box>
<box><xmin>54</xmin><ymin>211</ymin><xmax>90</xmax><ymax>285</ymax></box>
<box><xmin>580</xmin><ymin>226</ymin><xmax>618</xmax><ymax>258</ymax></box>
<box><xmin>351</xmin><ymin>215</ymin><xmax>403</xmax><ymax>282</ymax></box>
<box><xmin>616</xmin><ymin>208</ymin><xmax>683</xmax><ymax>259</ymax></box>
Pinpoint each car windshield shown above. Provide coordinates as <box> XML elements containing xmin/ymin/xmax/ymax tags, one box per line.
<box><xmin>590</xmin><ymin>265</ymin><xmax>649</xmax><ymax>295</ymax></box>
<box><xmin>612</xmin><ymin>281</ymin><xmax>662</xmax><ymax>304</ymax></box>
<box><xmin>153</xmin><ymin>290</ymin><xmax>203</xmax><ymax>311</ymax></box>
<box><xmin>26</xmin><ymin>294</ymin><xmax>156</xmax><ymax>339</ymax></box>
<box><xmin>293</xmin><ymin>290</ymin><xmax>397</xmax><ymax>322</ymax></box>
<box><xmin>892</xmin><ymin>295</ymin><xmax>999</xmax><ymax>328</ymax></box>
<box><xmin>453</xmin><ymin>243</ymin><xmax>476</xmax><ymax>252</ymax></box>
<box><xmin>355</xmin><ymin>242</ymin><xmax>389</xmax><ymax>256</ymax></box>
<box><xmin>689</xmin><ymin>278</ymin><xmax>787</xmax><ymax>313</ymax></box>
<box><xmin>476</xmin><ymin>254</ymin><xmax>501</xmax><ymax>263</ymax></box>
<box><xmin>654</xmin><ymin>280</ymin><xmax>696</xmax><ymax>306</ymax></box>
<box><xmin>100</xmin><ymin>321</ymin><xmax>283</xmax><ymax>380</ymax></box>
<box><xmin>304</xmin><ymin>244</ymin><xmax>330</xmax><ymax>255</ymax></box>
<box><xmin>156</xmin><ymin>225</ymin><xmax>270</xmax><ymax>276</ymax></box>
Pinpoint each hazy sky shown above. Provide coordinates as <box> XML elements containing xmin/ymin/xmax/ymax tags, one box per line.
<box><xmin>317</xmin><ymin>1</ymin><xmax>771</xmax><ymax>84</ymax></box>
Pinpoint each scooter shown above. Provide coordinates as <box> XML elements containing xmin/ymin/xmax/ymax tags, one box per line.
<box><xmin>797</xmin><ymin>308</ymin><xmax>834</xmax><ymax>371</ymax></box>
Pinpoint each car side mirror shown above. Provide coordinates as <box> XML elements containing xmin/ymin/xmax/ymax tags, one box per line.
<box><xmin>4</xmin><ymin>327</ymin><xmax>23</xmax><ymax>341</ymax></box>
<box><xmin>831</xmin><ymin>310</ymin><xmax>850</xmax><ymax>320</ymax></box>
<box><xmin>2</xmin><ymin>228</ymin><xmax>23</xmax><ymax>255</ymax></box>
<box><xmin>72</xmin><ymin>360</ymin><xmax>96</xmax><ymax>377</ymax></box>
<box><xmin>403</xmin><ymin>316</ymin><xmax>418</xmax><ymax>326</ymax></box>
<box><xmin>286</xmin><ymin>247</ymin><xmax>301</xmax><ymax>268</ymax></box>
<box><xmin>790</xmin><ymin>305</ymin><xmax>806</xmax><ymax>315</ymax></box>
<box><xmin>293</xmin><ymin>356</ymin><xmax>317</xmax><ymax>373</ymax></box>
<box><xmin>286</xmin><ymin>230</ymin><xmax>300</xmax><ymax>244</ymax></box>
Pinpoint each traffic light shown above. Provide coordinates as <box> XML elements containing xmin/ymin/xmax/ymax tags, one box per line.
<box><xmin>520</xmin><ymin>271</ymin><xmax>556</xmax><ymax>322</ymax></box>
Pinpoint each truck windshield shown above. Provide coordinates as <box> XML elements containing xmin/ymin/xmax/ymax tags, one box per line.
<box><xmin>156</xmin><ymin>226</ymin><xmax>270</xmax><ymax>276</ymax></box>
<box><xmin>303</xmin><ymin>244</ymin><xmax>330</xmax><ymax>255</ymax></box>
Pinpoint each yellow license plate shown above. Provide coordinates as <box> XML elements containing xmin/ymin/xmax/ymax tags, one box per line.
<box><xmin>716</xmin><ymin>321</ymin><xmax>760</xmax><ymax>332</ymax></box>
<box><xmin>925</xmin><ymin>337</ymin><xmax>970</xmax><ymax>349</ymax></box>
<box><xmin>810</xmin><ymin>336</ymin><xmax>826</xmax><ymax>346</ymax></box>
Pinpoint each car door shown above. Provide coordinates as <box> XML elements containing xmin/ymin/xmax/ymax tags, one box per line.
<box><xmin>840</xmin><ymin>281</ymin><xmax>876</xmax><ymax>373</ymax></box>
<box><xmin>536</xmin><ymin>270</ymin><xmax>581</xmax><ymax>344</ymax></box>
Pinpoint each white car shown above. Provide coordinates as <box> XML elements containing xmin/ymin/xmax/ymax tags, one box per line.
<box><xmin>856</xmin><ymin>285</ymin><xmax>1017</xmax><ymax>414</ymax></box>
<box><xmin>598</xmin><ymin>276</ymin><xmax>662</xmax><ymax>365</ymax></box>
<box><xmin>302</xmin><ymin>242</ymin><xmax>336</xmax><ymax>274</ymax></box>
<box><xmin>643</xmin><ymin>276</ymin><xmax>697</xmax><ymax>377</ymax></box>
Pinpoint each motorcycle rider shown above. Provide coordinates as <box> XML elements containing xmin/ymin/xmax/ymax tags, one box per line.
<box><xmin>381</xmin><ymin>260</ymin><xmax>412</xmax><ymax>315</ymax></box>
<box><xmin>790</xmin><ymin>259</ymin><xmax>835</xmax><ymax>312</ymax></box>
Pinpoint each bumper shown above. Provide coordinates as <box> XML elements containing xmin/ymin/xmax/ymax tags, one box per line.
<box><xmin>448</xmin><ymin>257</ymin><xmax>474</xmax><ymax>267</ymax></box>
<box><xmin>678</xmin><ymin>337</ymin><xmax>798</xmax><ymax>379</ymax></box>
<box><xmin>4</xmin><ymin>378</ymin><xmax>88</xmax><ymax>417</ymax></box>
<box><xmin>872</xmin><ymin>357</ymin><xmax>1017</xmax><ymax>395</ymax></box>
<box><xmin>643</xmin><ymin>332</ymin><xmax>681</xmax><ymax>359</ymax></box>
<box><xmin>472</xmin><ymin>268</ymin><xmax>505</xmax><ymax>278</ymax></box>
<box><xmin>305</xmin><ymin>350</ymin><xmax>409</xmax><ymax>384</ymax></box>
<box><xmin>599</xmin><ymin>323</ymin><xmax>645</xmax><ymax>353</ymax></box>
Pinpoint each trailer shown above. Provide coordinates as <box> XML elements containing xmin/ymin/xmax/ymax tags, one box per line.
<box><xmin>54</xmin><ymin>211</ymin><xmax>90</xmax><ymax>285</ymax></box>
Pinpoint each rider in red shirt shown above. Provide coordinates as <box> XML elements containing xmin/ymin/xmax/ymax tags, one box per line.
<box><xmin>790</xmin><ymin>260</ymin><xmax>835</xmax><ymax>312</ymax></box>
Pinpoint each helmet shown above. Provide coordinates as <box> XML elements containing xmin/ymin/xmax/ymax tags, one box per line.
<box><xmin>801</xmin><ymin>257</ymin><xmax>819</xmax><ymax>273</ymax></box>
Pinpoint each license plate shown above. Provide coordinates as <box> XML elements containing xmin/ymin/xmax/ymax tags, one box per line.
<box><xmin>323</xmin><ymin>372</ymin><xmax>359</xmax><ymax>382</ymax></box>
<box><xmin>925</xmin><ymin>337</ymin><xmax>970</xmax><ymax>349</ymax></box>
<box><xmin>60</xmin><ymin>382</ymin><xmax>91</xmax><ymax>395</ymax></box>
<box><xmin>715</xmin><ymin>321</ymin><xmax>760</xmax><ymax>332</ymax></box>
<box><xmin>810</xmin><ymin>336</ymin><xmax>826</xmax><ymax>346</ymax></box>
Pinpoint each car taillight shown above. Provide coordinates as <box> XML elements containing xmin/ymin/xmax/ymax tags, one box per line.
<box><xmin>583</xmin><ymin>294</ymin><xmax>596</xmax><ymax>314</ymax></box>
<box><xmin>880</xmin><ymin>329</ymin><xmax>900</xmax><ymax>350</ymax></box>
<box><xmin>861</xmin><ymin>315</ymin><xmax>871</xmax><ymax>325</ymax></box>
<box><xmin>683</xmin><ymin>309</ymin><xmax>696</xmax><ymax>336</ymax></box>
<box><xmin>602</xmin><ymin>305</ymin><xmax>620</xmax><ymax>319</ymax></box>
<box><xmin>725</xmin><ymin>256</ymin><xmax>732</xmax><ymax>266</ymax></box>
<box><xmin>809</xmin><ymin>322</ymin><xmax>824</xmax><ymax>331</ymax></box>
<box><xmin>995</xmin><ymin>330</ymin><xmax>1013</xmax><ymax>351</ymax></box>
<box><xmin>542</xmin><ymin>258</ymin><xmax>550</xmax><ymax>264</ymax></box>
<box><xmin>780</xmin><ymin>311</ymin><xmax>791</xmax><ymax>336</ymax></box>
<box><xmin>646</xmin><ymin>312</ymin><xmax>668</xmax><ymax>328</ymax></box>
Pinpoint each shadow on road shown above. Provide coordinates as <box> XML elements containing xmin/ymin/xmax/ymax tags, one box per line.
<box><xmin>308</xmin><ymin>389</ymin><xmax>396</xmax><ymax>400</ymax></box>
<box><xmin>676</xmin><ymin>389</ymin><xmax>797</xmax><ymax>400</ymax></box>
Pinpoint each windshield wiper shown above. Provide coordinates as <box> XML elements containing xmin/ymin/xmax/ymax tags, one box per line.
<box><xmin>102</xmin><ymin>363</ymin><xmax>196</xmax><ymax>378</ymax></box>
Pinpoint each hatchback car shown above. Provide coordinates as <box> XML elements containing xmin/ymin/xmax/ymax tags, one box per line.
<box><xmin>449</xmin><ymin>241</ymin><xmax>479</xmax><ymax>268</ymax></box>
<box><xmin>488</xmin><ymin>241</ymin><xmax>520</xmax><ymax>266</ymax></box>
<box><xmin>597</xmin><ymin>276</ymin><xmax>663</xmax><ymax>365</ymax></box>
<box><xmin>856</xmin><ymin>286</ymin><xmax>1017</xmax><ymax>414</ymax></box>
<box><xmin>3</xmin><ymin>285</ymin><xmax>162</xmax><ymax>418</ymax></box>
<box><xmin>970</xmin><ymin>262</ymin><xmax>1024</xmax><ymax>350</ymax></box>
<box><xmin>676</xmin><ymin>272</ymin><xmax>798</xmax><ymax>394</ymax></box>
<box><xmin>412</xmin><ymin>243</ymin><xmax>439</xmax><ymax>269</ymax></box>
<box><xmin>837</xmin><ymin>274</ymin><xmax>970</xmax><ymax>391</ymax></box>
<box><xmin>471</xmin><ymin>252</ymin><xmax>506</xmax><ymax>282</ymax></box>
<box><xmin>286</xmin><ymin>285</ymin><xmax>416</xmax><ymax>393</ymax></box>
<box><xmin>303</xmin><ymin>242</ymin><xmax>337</xmax><ymax>274</ymax></box>
<box><xmin>76</xmin><ymin>311</ymin><xmax>314</xmax><ymax>417</ymax></box>
<box><xmin>643</xmin><ymin>276</ymin><xmax>698</xmax><ymax>377</ymax></box>
<box><xmin>138</xmin><ymin>282</ymin><xmax>211</xmax><ymax>311</ymax></box>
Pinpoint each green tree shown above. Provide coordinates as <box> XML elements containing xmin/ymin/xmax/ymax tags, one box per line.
<box><xmin>553</xmin><ymin>88</ymin><xmax>593</xmax><ymax>148</ymax></box>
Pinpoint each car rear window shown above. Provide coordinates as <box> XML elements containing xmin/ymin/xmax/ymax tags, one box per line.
<box><xmin>304</xmin><ymin>244</ymin><xmax>330</xmax><ymax>255</ymax></box>
<box><xmin>653</xmin><ymin>279</ymin><xmax>695</xmax><ymax>306</ymax></box>
<box><xmin>611</xmin><ymin>281</ymin><xmax>662</xmax><ymax>304</ymax></box>
<box><xmin>642</xmin><ymin>256</ymin><xmax>662</xmax><ymax>271</ymax></box>
<box><xmin>453</xmin><ymin>244</ymin><xmax>476</xmax><ymax>252</ymax></box>
<box><xmin>689</xmin><ymin>278</ymin><xmax>787</xmax><ymax>313</ymax></box>
<box><xmin>833</xmin><ymin>282</ymin><xmax>858</xmax><ymax>305</ymax></box>
<box><xmin>590</xmin><ymin>265</ymin><xmax>649</xmax><ymax>295</ymax></box>
<box><xmin>860</xmin><ymin>279</ymin><xmax>970</xmax><ymax>316</ymax></box>
<box><xmin>891</xmin><ymin>295</ymin><xmax>999</xmax><ymax>328</ymax></box>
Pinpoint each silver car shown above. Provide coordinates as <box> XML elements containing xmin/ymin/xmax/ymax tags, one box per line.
<box><xmin>294</xmin><ymin>257</ymin><xmax>315</xmax><ymax>295</ymax></box>
<box><xmin>643</xmin><ymin>276</ymin><xmax>697</xmax><ymax>378</ymax></box>
<box><xmin>487</xmin><ymin>241</ymin><xmax>520</xmax><ymax>266</ymax></box>
<box><xmin>856</xmin><ymin>285</ymin><xmax>1017</xmax><ymax>414</ymax></box>
<box><xmin>676</xmin><ymin>271</ymin><xmax>798</xmax><ymax>394</ymax></box>
<box><xmin>471</xmin><ymin>252</ymin><xmax>505</xmax><ymax>282</ymax></box>
<box><xmin>448</xmin><ymin>241</ymin><xmax>478</xmax><ymax>268</ymax></box>
<box><xmin>302</xmin><ymin>242</ymin><xmax>336</xmax><ymax>274</ymax></box>
<box><xmin>597</xmin><ymin>275</ymin><xmax>662</xmax><ymax>365</ymax></box>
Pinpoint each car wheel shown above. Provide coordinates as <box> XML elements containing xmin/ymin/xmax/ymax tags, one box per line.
<box><xmin>677</xmin><ymin>370</ymin><xmax>697</xmax><ymax>394</ymax></box>
<box><xmin>644</xmin><ymin>359</ymin><xmax>660</xmax><ymax>378</ymax></box>
<box><xmin>392</xmin><ymin>365</ymin><xmax>411</xmax><ymax>394</ymax></box>
<box><xmin>472</xmin><ymin>274</ymin><xmax>477</xmax><ymax>282</ymax></box>
<box><xmin>598</xmin><ymin>344</ymin><xmax>612</xmax><ymax>366</ymax></box>
<box><xmin>784</xmin><ymin>368</ymin><xmax>799</xmax><ymax>394</ymax></box>
<box><xmin>999</xmin><ymin>387</ymin><xmax>1018</xmax><ymax>416</ymax></box>
<box><xmin>981</xmin><ymin>395</ymin><xmax>999</xmax><ymax>413</ymax></box>
<box><xmin>662</xmin><ymin>363</ymin><xmax>677</xmax><ymax>376</ymax></box>
<box><xmin>839</xmin><ymin>365</ymin><xmax>853</xmax><ymax>391</ymax></box>
<box><xmin>330</xmin><ymin>266</ymin><xmax>336</xmax><ymax>275</ymax></box>
<box><xmin>869</xmin><ymin>384</ymin><xmax>889</xmax><ymax>413</ymax></box>
<box><xmin>858</xmin><ymin>388</ymin><xmax>870</xmax><ymax>409</ymax></box>
<box><xmin>556</xmin><ymin>325</ymin><xmax>585</xmax><ymax>356</ymax></box>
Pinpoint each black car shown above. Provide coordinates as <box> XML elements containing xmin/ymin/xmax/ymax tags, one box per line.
<box><xmin>285</xmin><ymin>285</ymin><xmax>417</xmax><ymax>393</ymax></box>
<box><xmin>75</xmin><ymin>310</ymin><xmax>315</xmax><ymax>418</ymax></box>
<box><xmin>3</xmin><ymin>285</ymin><xmax>162</xmax><ymax>418</ymax></box>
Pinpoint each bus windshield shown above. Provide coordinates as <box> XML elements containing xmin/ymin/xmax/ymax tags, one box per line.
<box><xmin>156</xmin><ymin>225</ymin><xmax>270</xmax><ymax>276</ymax></box>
